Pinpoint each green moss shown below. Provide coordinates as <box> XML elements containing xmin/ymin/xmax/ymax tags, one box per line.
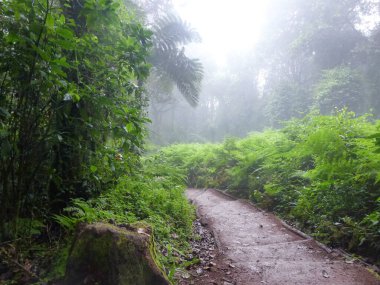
<box><xmin>46</xmin><ymin>243</ymin><xmax>70</xmax><ymax>281</ymax></box>
<box><xmin>55</xmin><ymin>159</ymin><xmax>195</xmax><ymax>281</ymax></box>
<box><xmin>65</xmin><ymin>223</ymin><xmax>170</xmax><ymax>285</ymax></box>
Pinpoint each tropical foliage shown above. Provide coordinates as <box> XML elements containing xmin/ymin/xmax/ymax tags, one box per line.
<box><xmin>132</xmin><ymin>0</ymin><xmax>203</xmax><ymax>107</ymax></box>
<box><xmin>149</xmin><ymin>14</ymin><xmax>203</xmax><ymax>106</ymax></box>
<box><xmin>0</xmin><ymin>3</ymin><xmax>199</xmax><ymax>282</ymax></box>
<box><xmin>159</xmin><ymin>111</ymin><xmax>380</xmax><ymax>264</ymax></box>
<box><xmin>3</xmin><ymin>0</ymin><xmax>380</xmax><ymax>283</ymax></box>
<box><xmin>0</xmin><ymin>0</ymin><xmax>151</xmax><ymax>240</ymax></box>
<box><xmin>55</xmin><ymin>156</ymin><xmax>194</xmax><ymax>280</ymax></box>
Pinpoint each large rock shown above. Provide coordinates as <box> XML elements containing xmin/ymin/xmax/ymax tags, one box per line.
<box><xmin>64</xmin><ymin>223</ymin><xmax>170</xmax><ymax>285</ymax></box>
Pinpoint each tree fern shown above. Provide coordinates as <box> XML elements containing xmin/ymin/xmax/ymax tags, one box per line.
<box><xmin>148</xmin><ymin>13</ymin><xmax>203</xmax><ymax>106</ymax></box>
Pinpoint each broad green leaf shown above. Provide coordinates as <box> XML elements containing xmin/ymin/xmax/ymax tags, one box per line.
<box><xmin>90</xmin><ymin>165</ymin><xmax>97</xmax><ymax>173</ymax></box>
<box><xmin>58</xmin><ymin>14</ymin><xmax>66</xmax><ymax>25</ymax></box>
<box><xmin>57</xmin><ymin>27</ymin><xmax>74</xmax><ymax>39</ymax></box>
<box><xmin>46</xmin><ymin>14</ymin><xmax>54</xmax><ymax>29</ymax></box>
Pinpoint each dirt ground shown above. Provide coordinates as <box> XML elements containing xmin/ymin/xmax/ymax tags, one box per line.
<box><xmin>184</xmin><ymin>188</ymin><xmax>380</xmax><ymax>285</ymax></box>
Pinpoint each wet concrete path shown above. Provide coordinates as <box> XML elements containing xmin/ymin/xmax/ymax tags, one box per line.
<box><xmin>186</xmin><ymin>188</ymin><xmax>380</xmax><ymax>285</ymax></box>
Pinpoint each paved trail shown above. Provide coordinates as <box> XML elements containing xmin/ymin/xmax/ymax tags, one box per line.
<box><xmin>186</xmin><ymin>188</ymin><xmax>380</xmax><ymax>285</ymax></box>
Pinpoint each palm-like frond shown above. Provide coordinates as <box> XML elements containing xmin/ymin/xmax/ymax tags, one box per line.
<box><xmin>150</xmin><ymin>14</ymin><xmax>203</xmax><ymax>106</ymax></box>
<box><xmin>152</xmin><ymin>48</ymin><xmax>203</xmax><ymax>106</ymax></box>
<box><xmin>151</xmin><ymin>14</ymin><xmax>200</xmax><ymax>51</ymax></box>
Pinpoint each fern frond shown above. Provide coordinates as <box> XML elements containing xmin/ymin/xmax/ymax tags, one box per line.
<box><xmin>151</xmin><ymin>48</ymin><xmax>203</xmax><ymax>106</ymax></box>
<box><xmin>148</xmin><ymin>13</ymin><xmax>203</xmax><ymax>106</ymax></box>
<box><xmin>151</xmin><ymin>14</ymin><xmax>200</xmax><ymax>51</ymax></box>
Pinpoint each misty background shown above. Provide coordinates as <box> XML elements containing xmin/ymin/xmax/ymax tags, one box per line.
<box><xmin>146</xmin><ymin>0</ymin><xmax>380</xmax><ymax>145</ymax></box>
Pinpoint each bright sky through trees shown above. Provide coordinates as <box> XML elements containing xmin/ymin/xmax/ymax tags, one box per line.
<box><xmin>172</xmin><ymin>0</ymin><xmax>269</xmax><ymax>65</ymax></box>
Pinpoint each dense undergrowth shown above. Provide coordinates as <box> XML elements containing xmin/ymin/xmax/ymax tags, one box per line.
<box><xmin>0</xmin><ymin>157</ymin><xmax>194</xmax><ymax>283</ymax></box>
<box><xmin>0</xmin><ymin>0</ymin><xmax>198</xmax><ymax>283</ymax></box>
<box><xmin>159</xmin><ymin>110</ymin><xmax>380</xmax><ymax>264</ymax></box>
<box><xmin>54</xmin><ymin>157</ymin><xmax>194</xmax><ymax>280</ymax></box>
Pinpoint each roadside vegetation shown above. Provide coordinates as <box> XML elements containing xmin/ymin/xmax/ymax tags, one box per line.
<box><xmin>0</xmin><ymin>0</ymin><xmax>196</xmax><ymax>283</ymax></box>
<box><xmin>159</xmin><ymin>110</ymin><xmax>380</xmax><ymax>265</ymax></box>
<box><xmin>54</xmin><ymin>157</ymin><xmax>194</xmax><ymax>281</ymax></box>
<box><xmin>2</xmin><ymin>0</ymin><xmax>380</xmax><ymax>283</ymax></box>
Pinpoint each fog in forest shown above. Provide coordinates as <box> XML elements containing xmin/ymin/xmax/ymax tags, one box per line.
<box><xmin>147</xmin><ymin>0</ymin><xmax>380</xmax><ymax>145</ymax></box>
<box><xmin>3</xmin><ymin>0</ymin><xmax>380</xmax><ymax>280</ymax></box>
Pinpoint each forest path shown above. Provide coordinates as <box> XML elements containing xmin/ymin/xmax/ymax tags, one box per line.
<box><xmin>186</xmin><ymin>188</ymin><xmax>380</xmax><ymax>285</ymax></box>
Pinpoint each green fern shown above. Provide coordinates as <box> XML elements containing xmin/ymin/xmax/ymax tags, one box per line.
<box><xmin>160</xmin><ymin>111</ymin><xmax>380</xmax><ymax>262</ymax></box>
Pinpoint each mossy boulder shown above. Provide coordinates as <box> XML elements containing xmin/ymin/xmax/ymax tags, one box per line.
<box><xmin>64</xmin><ymin>223</ymin><xmax>170</xmax><ymax>285</ymax></box>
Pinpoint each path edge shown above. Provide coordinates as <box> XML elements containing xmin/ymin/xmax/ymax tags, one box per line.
<box><xmin>200</xmin><ymin>188</ymin><xmax>380</xmax><ymax>276</ymax></box>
